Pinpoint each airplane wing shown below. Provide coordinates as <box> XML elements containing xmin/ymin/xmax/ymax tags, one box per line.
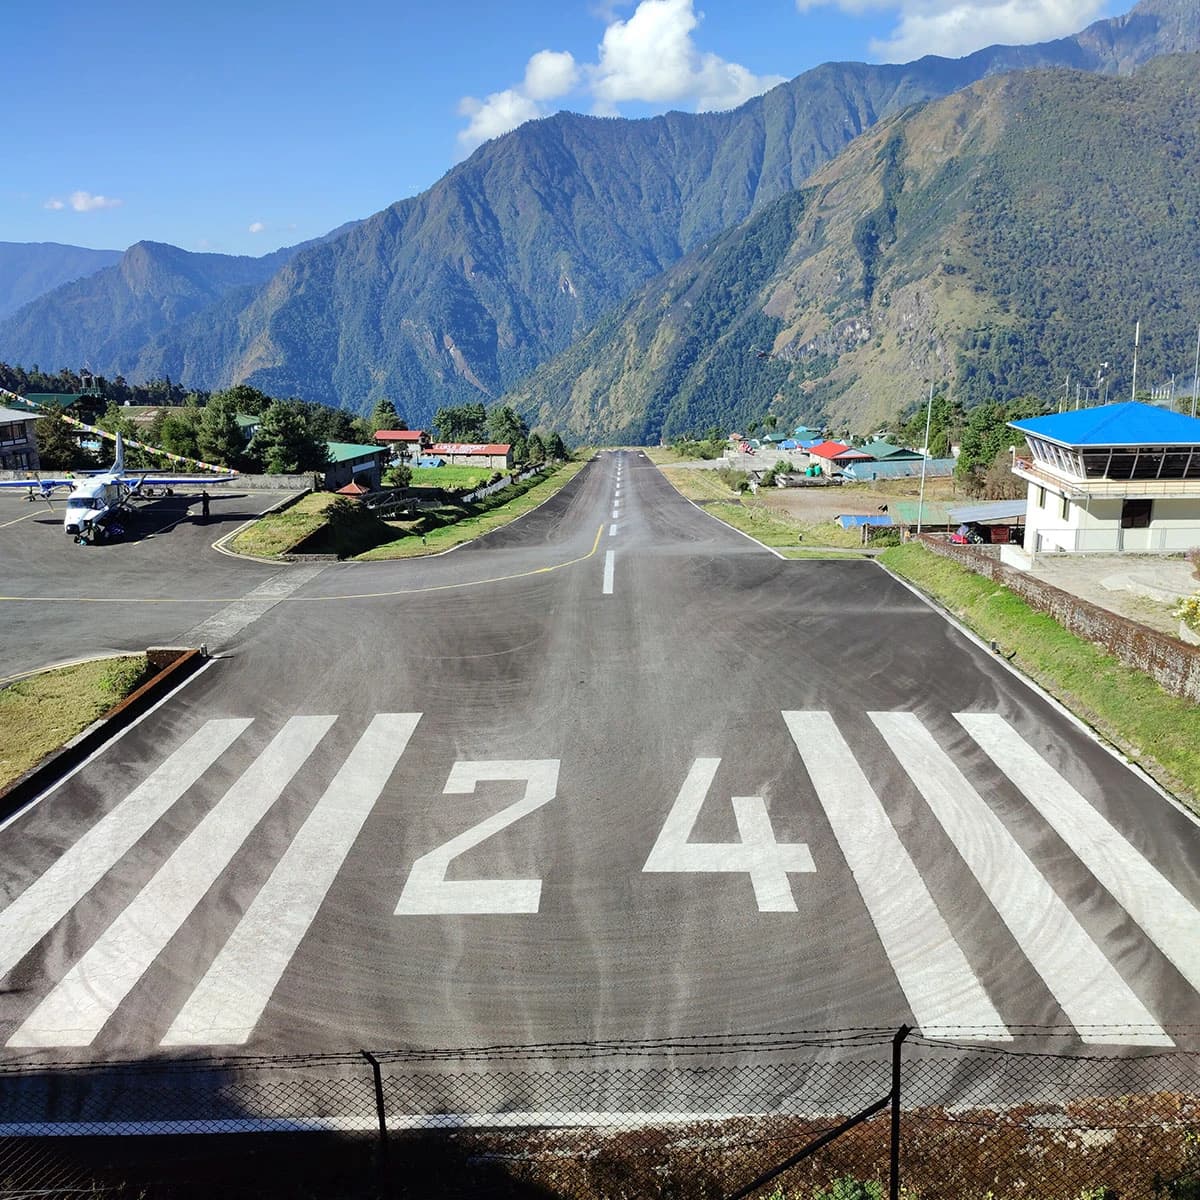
<box><xmin>0</xmin><ymin>478</ymin><xmax>73</xmax><ymax>491</ymax></box>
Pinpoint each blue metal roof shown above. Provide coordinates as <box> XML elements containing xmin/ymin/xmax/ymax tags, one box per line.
<box><xmin>1009</xmin><ymin>402</ymin><xmax>1200</xmax><ymax>447</ymax></box>
<box><xmin>836</xmin><ymin>514</ymin><xmax>894</xmax><ymax>528</ymax></box>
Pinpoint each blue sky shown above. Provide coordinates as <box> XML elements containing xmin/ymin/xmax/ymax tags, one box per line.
<box><xmin>5</xmin><ymin>0</ymin><xmax>1124</xmax><ymax>258</ymax></box>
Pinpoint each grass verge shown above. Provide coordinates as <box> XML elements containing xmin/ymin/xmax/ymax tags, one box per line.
<box><xmin>229</xmin><ymin>493</ymin><xmax>342</xmax><ymax>557</ymax></box>
<box><xmin>0</xmin><ymin>656</ymin><xmax>148</xmax><ymax>791</ymax></box>
<box><xmin>879</xmin><ymin>543</ymin><xmax>1200</xmax><ymax>807</ymax></box>
<box><xmin>660</xmin><ymin>468</ymin><xmax>866</xmax><ymax>558</ymax></box>
<box><xmin>409</xmin><ymin>465</ymin><xmax>495</xmax><ymax>489</ymax></box>
<box><xmin>356</xmin><ymin>462</ymin><xmax>586</xmax><ymax>559</ymax></box>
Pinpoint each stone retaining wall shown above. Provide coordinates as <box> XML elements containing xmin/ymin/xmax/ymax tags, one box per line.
<box><xmin>917</xmin><ymin>535</ymin><xmax>1200</xmax><ymax>703</ymax></box>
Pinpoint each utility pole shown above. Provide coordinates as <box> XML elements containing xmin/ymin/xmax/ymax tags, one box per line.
<box><xmin>917</xmin><ymin>380</ymin><xmax>934</xmax><ymax>535</ymax></box>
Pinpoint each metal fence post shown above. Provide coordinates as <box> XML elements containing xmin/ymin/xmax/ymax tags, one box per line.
<box><xmin>361</xmin><ymin>1051</ymin><xmax>390</xmax><ymax>1195</ymax></box>
<box><xmin>890</xmin><ymin>1025</ymin><xmax>912</xmax><ymax>1200</ymax></box>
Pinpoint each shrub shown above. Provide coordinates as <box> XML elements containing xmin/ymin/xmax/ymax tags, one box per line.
<box><xmin>716</xmin><ymin>467</ymin><xmax>750</xmax><ymax>493</ymax></box>
<box><xmin>1175</xmin><ymin>595</ymin><xmax>1200</xmax><ymax>632</ymax></box>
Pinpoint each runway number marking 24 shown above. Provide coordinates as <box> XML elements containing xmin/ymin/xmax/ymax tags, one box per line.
<box><xmin>395</xmin><ymin>756</ymin><xmax>812</xmax><ymax>916</ymax></box>
<box><xmin>395</xmin><ymin>760</ymin><xmax>559</xmax><ymax>915</ymax></box>
<box><xmin>643</xmin><ymin>757</ymin><xmax>814</xmax><ymax>912</ymax></box>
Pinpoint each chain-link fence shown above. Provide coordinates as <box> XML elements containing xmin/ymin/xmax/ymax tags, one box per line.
<box><xmin>0</xmin><ymin>1029</ymin><xmax>1196</xmax><ymax>1198</ymax></box>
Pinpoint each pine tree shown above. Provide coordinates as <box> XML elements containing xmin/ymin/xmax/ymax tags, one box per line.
<box><xmin>248</xmin><ymin>402</ymin><xmax>329</xmax><ymax>473</ymax></box>
<box><xmin>369</xmin><ymin>398</ymin><xmax>402</xmax><ymax>434</ymax></box>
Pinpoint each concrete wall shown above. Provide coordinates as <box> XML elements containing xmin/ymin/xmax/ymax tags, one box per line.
<box><xmin>916</xmin><ymin>535</ymin><xmax>1200</xmax><ymax>703</ymax></box>
<box><xmin>0</xmin><ymin>470</ymin><xmax>314</xmax><ymax>490</ymax></box>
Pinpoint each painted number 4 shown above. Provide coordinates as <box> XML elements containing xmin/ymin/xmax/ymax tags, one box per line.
<box><xmin>643</xmin><ymin>758</ymin><xmax>814</xmax><ymax>911</ymax></box>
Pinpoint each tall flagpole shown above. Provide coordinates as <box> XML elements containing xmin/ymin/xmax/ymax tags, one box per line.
<box><xmin>1131</xmin><ymin>320</ymin><xmax>1140</xmax><ymax>402</ymax></box>
<box><xmin>1191</xmin><ymin>323</ymin><xmax>1199</xmax><ymax>418</ymax></box>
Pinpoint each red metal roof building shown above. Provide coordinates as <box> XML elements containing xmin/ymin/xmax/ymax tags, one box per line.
<box><xmin>427</xmin><ymin>443</ymin><xmax>514</xmax><ymax>469</ymax></box>
<box><xmin>806</xmin><ymin>441</ymin><xmax>874</xmax><ymax>475</ymax></box>
<box><xmin>374</xmin><ymin>429</ymin><xmax>427</xmax><ymax>443</ymax></box>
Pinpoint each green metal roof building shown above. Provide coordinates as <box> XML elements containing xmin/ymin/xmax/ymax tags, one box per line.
<box><xmin>324</xmin><ymin>441</ymin><xmax>387</xmax><ymax>490</ymax></box>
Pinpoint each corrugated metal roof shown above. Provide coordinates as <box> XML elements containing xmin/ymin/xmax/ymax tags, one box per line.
<box><xmin>857</xmin><ymin>439</ymin><xmax>923</xmax><ymax>460</ymax></box>
<box><xmin>0</xmin><ymin>406</ymin><xmax>35</xmax><ymax>423</ymax></box>
<box><xmin>841</xmin><ymin>458</ymin><xmax>955</xmax><ymax>481</ymax></box>
<box><xmin>325</xmin><ymin>441</ymin><xmax>385</xmax><ymax>463</ymax></box>
<box><xmin>428</xmin><ymin>443</ymin><xmax>511</xmax><ymax>455</ymax></box>
<box><xmin>836</xmin><ymin>514</ymin><xmax>894</xmax><ymax>528</ymax></box>
<box><xmin>1010</xmin><ymin>401</ymin><xmax>1200</xmax><ymax>447</ymax></box>
<box><xmin>374</xmin><ymin>429</ymin><xmax>425</xmax><ymax>441</ymax></box>
<box><xmin>890</xmin><ymin>498</ymin><xmax>1025</xmax><ymax>525</ymax></box>
<box><xmin>946</xmin><ymin>500</ymin><xmax>1027</xmax><ymax>523</ymax></box>
<box><xmin>21</xmin><ymin>393</ymin><xmax>86</xmax><ymax>410</ymax></box>
<box><xmin>891</xmin><ymin>500</ymin><xmax>954</xmax><ymax>525</ymax></box>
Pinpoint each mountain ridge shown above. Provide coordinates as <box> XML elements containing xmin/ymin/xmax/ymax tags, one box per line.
<box><xmin>0</xmin><ymin>0</ymin><xmax>1196</xmax><ymax>428</ymax></box>
<box><xmin>507</xmin><ymin>53</ymin><xmax>1200</xmax><ymax>441</ymax></box>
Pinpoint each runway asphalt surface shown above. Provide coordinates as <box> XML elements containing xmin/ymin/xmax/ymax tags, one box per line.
<box><xmin>0</xmin><ymin>452</ymin><xmax>1197</xmax><ymax>1122</ymax></box>
<box><xmin>0</xmin><ymin>487</ymin><xmax>293</xmax><ymax>679</ymax></box>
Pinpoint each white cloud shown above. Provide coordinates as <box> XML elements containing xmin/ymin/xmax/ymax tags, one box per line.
<box><xmin>43</xmin><ymin>198</ymin><xmax>65</xmax><ymax>210</ymax></box>
<box><xmin>524</xmin><ymin>49</ymin><xmax>580</xmax><ymax>100</ymax></box>
<box><xmin>794</xmin><ymin>0</ymin><xmax>1107</xmax><ymax>62</ymax></box>
<box><xmin>456</xmin><ymin>0</ymin><xmax>784</xmax><ymax>152</ymax></box>
<box><xmin>68</xmin><ymin>190</ymin><xmax>123</xmax><ymax>212</ymax></box>
<box><xmin>248</xmin><ymin>221</ymin><xmax>266</xmax><ymax>234</ymax></box>
<box><xmin>458</xmin><ymin>88</ymin><xmax>544</xmax><ymax>150</ymax></box>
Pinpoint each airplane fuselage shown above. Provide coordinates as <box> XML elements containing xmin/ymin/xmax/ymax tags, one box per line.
<box><xmin>62</xmin><ymin>478</ymin><xmax>126</xmax><ymax>538</ymax></box>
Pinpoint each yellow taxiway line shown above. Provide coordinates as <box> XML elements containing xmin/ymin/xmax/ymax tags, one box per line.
<box><xmin>0</xmin><ymin>525</ymin><xmax>606</xmax><ymax>606</ymax></box>
<box><xmin>0</xmin><ymin>508</ymin><xmax>51</xmax><ymax>530</ymax></box>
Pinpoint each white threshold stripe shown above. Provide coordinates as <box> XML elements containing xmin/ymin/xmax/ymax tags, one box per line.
<box><xmin>958</xmin><ymin>713</ymin><xmax>1200</xmax><ymax>995</ymax></box>
<box><xmin>872</xmin><ymin>713</ymin><xmax>1170</xmax><ymax>1046</ymax></box>
<box><xmin>162</xmin><ymin>713</ymin><xmax>420</xmax><ymax>1046</ymax></box>
<box><xmin>783</xmin><ymin>711</ymin><xmax>1008</xmax><ymax>1040</ymax></box>
<box><xmin>0</xmin><ymin>719</ymin><xmax>251</xmax><ymax>981</ymax></box>
<box><xmin>9</xmin><ymin>716</ymin><xmax>337</xmax><ymax>1049</ymax></box>
<box><xmin>0</xmin><ymin>1111</ymin><xmax>771</xmax><ymax>1137</ymax></box>
<box><xmin>603</xmin><ymin>550</ymin><xmax>615</xmax><ymax>594</ymax></box>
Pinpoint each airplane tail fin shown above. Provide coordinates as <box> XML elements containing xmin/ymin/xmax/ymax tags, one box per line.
<box><xmin>113</xmin><ymin>433</ymin><xmax>125</xmax><ymax>474</ymax></box>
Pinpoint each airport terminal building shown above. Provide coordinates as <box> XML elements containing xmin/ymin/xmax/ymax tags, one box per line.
<box><xmin>0</xmin><ymin>406</ymin><xmax>39</xmax><ymax>472</ymax></box>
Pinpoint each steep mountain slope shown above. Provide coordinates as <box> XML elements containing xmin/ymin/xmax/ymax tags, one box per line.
<box><xmin>0</xmin><ymin>241</ymin><xmax>302</xmax><ymax>379</ymax></box>
<box><xmin>0</xmin><ymin>0</ymin><xmax>1195</xmax><ymax>420</ymax></box>
<box><xmin>0</xmin><ymin>243</ymin><xmax>122</xmax><ymax>319</ymax></box>
<box><xmin>510</xmin><ymin>53</ymin><xmax>1200</xmax><ymax>441</ymax></box>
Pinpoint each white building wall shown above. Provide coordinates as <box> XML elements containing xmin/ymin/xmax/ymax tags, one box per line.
<box><xmin>1023</xmin><ymin>486</ymin><xmax>1200</xmax><ymax>553</ymax></box>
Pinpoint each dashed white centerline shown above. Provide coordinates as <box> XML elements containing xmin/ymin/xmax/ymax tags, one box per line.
<box><xmin>609</xmin><ymin>523</ymin><xmax>617</xmax><ymax>536</ymax></box>
<box><xmin>611</xmin><ymin>507</ymin><xmax>619</xmax><ymax>520</ymax></box>
<box><xmin>603</xmin><ymin>550</ymin><xmax>615</xmax><ymax>595</ymax></box>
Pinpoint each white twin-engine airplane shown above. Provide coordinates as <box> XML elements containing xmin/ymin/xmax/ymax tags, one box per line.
<box><xmin>0</xmin><ymin>434</ymin><xmax>236</xmax><ymax>543</ymax></box>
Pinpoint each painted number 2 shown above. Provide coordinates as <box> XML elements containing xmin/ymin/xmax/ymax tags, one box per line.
<box><xmin>643</xmin><ymin>758</ymin><xmax>814</xmax><ymax>911</ymax></box>
<box><xmin>395</xmin><ymin>760</ymin><xmax>559</xmax><ymax>915</ymax></box>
